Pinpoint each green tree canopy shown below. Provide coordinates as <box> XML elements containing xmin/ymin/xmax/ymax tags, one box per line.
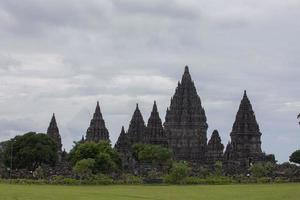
<box><xmin>69</xmin><ymin>141</ymin><xmax>121</xmax><ymax>174</ymax></box>
<box><xmin>73</xmin><ymin>158</ymin><xmax>95</xmax><ymax>180</ymax></box>
<box><xmin>250</xmin><ymin>162</ymin><xmax>275</xmax><ymax>178</ymax></box>
<box><xmin>290</xmin><ymin>150</ymin><xmax>300</xmax><ymax>164</ymax></box>
<box><xmin>165</xmin><ymin>161</ymin><xmax>190</xmax><ymax>184</ymax></box>
<box><xmin>3</xmin><ymin>132</ymin><xmax>58</xmax><ymax>171</ymax></box>
<box><xmin>132</xmin><ymin>143</ymin><xmax>172</xmax><ymax>164</ymax></box>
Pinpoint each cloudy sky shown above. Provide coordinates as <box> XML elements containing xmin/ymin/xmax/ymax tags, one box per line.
<box><xmin>0</xmin><ymin>0</ymin><xmax>299</xmax><ymax>163</ymax></box>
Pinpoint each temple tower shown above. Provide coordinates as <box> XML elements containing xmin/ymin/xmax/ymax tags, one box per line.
<box><xmin>85</xmin><ymin>101</ymin><xmax>110</xmax><ymax>143</ymax></box>
<box><xmin>127</xmin><ymin>104</ymin><xmax>146</xmax><ymax>144</ymax></box>
<box><xmin>115</xmin><ymin>126</ymin><xmax>131</xmax><ymax>170</ymax></box>
<box><xmin>207</xmin><ymin>130</ymin><xmax>224</xmax><ymax>164</ymax></box>
<box><xmin>226</xmin><ymin>91</ymin><xmax>265</xmax><ymax>168</ymax></box>
<box><xmin>164</xmin><ymin>66</ymin><xmax>208</xmax><ymax>162</ymax></box>
<box><xmin>145</xmin><ymin>101</ymin><xmax>168</xmax><ymax>147</ymax></box>
<box><xmin>47</xmin><ymin>113</ymin><xmax>62</xmax><ymax>152</ymax></box>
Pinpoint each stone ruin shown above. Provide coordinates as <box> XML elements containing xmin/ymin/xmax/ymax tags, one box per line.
<box><xmin>41</xmin><ymin>66</ymin><xmax>275</xmax><ymax>176</ymax></box>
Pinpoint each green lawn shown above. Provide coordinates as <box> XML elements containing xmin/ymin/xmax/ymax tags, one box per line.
<box><xmin>0</xmin><ymin>183</ymin><xmax>299</xmax><ymax>200</ymax></box>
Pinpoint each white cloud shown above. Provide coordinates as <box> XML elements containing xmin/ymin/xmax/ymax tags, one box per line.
<box><xmin>0</xmin><ymin>0</ymin><xmax>299</xmax><ymax>162</ymax></box>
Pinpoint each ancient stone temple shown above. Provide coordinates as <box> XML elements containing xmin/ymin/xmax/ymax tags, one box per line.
<box><xmin>47</xmin><ymin>113</ymin><xmax>62</xmax><ymax>153</ymax></box>
<box><xmin>224</xmin><ymin>91</ymin><xmax>275</xmax><ymax>171</ymax></box>
<box><xmin>115</xmin><ymin>126</ymin><xmax>132</xmax><ymax>170</ymax></box>
<box><xmin>207</xmin><ymin>130</ymin><xmax>224</xmax><ymax>164</ymax></box>
<box><xmin>127</xmin><ymin>104</ymin><xmax>146</xmax><ymax>144</ymax></box>
<box><xmin>144</xmin><ymin>101</ymin><xmax>168</xmax><ymax>147</ymax></box>
<box><xmin>164</xmin><ymin>66</ymin><xmax>208</xmax><ymax>162</ymax></box>
<box><xmin>85</xmin><ymin>101</ymin><xmax>110</xmax><ymax>143</ymax></box>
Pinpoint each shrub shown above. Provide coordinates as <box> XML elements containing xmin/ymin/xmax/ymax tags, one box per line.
<box><xmin>84</xmin><ymin>174</ymin><xmax>113</xmax><ymax>185</ymax></box>
<box><xmin>250</xmin><ymin>162</ymin><xmax>275</xmax><ymax>178</ymax></box>
<box><xmin>73</xmin><ymin>158</ymin><xmax>95</xmax><ymax>180</ymax></box>
<box><xmin>198</xmin><ymin>166</ymin><xmax>210</xmax><ymax>178</ymax></box>
<box><xmin>116</xmin><ymin>174</ymin><xmax>143</xmax><ymax>184</ymax></box>
<box><xmin>185</xmin><ymin>177</ymin><xmax>207</xmax><ymax>185</ymax></box>
<box><xmin>257</xmin><ymin>177</ymin><xmax>272</xmax><ymax>184</ymax></box>
<box><xmin>69</xmin><ymin>141</ymin><xmax>121</xmax><ymax>174</ymax></box>
<box><xmin>164</xmin><ymin>161</ymin><xmax>190</xmax><ymax>184</ymax></box>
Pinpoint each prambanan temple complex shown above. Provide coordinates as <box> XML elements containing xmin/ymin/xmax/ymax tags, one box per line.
<box><xmin>47</xmin><ymin>66</ymin><xmax>275</xmax><ymax>174</ymax></box>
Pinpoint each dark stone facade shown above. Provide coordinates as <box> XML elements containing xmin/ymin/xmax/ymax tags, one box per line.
<box><xmin>144</xmin><ymin>101</ymin><xmax>168</xmax><ymax>147</ymax></box>
<box><xmin>85</xmin><ymin>101</ymin><xmax>110</xmax><ymax>143</ymax></box>
<box><xmin>47</xmin><ymin>113</ymin><xmax>62</xmax><ymax>153</ymax></box>
<box><xmin>207</xmin><ymin>130</ymin><xmax>224</xmax><ymax>165</ymax></box>
<box><xmin>41</xmin><ymin>66</ymin><xmax>275</xmax><ymax>175</ymax></box>
<box><xmin>115</xmin><ymin>126</ymin><xmax>132</xmax><ymax>171</ymax></box>
<box><xmin>127</xmin><ymin>104</ymin><xmax>147</xmax><ymax>144</ymax></box>
<box><xmin>223</xmin><ymin>91</ymin><xmax>275</xmax><ymax>172</ymax></box>
<box><xmin>164</xmin><ymin>66</ymin><xmax>208</xmax><ymax>162</ymax></box>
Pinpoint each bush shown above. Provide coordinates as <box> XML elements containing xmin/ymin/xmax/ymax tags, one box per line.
<box><xmin>50</xmin><ymin>176</ymin><xmax>80</xmax><ymax>185</ymax></box>
<box><xmin>198</xmin><ymin>166</ymin><xmax>210</xmax><ymax>178</ymax></box>
<box><xmin>84</xmin><ymin>174</ymin><xmax>113</xmax><ymax>185</ymax></box>
<box><xmin>185</xmin><ymin>177</ymin><xmax>207</xmax><ymax>185</ymax></box>
<box><xmin>250</xmin><ymin>162</ymin><xmax>275</xmax><ymax>178</ymax></box>
<box><xmin>274</xmin><ymin>177</ymin><xmax>289</xmax><ymax>183</ymax></box>
<box><xmin>69</xmin><ymin>141</ymin><xmax>121</xmax><ymax>174</ymax></box>
<box><xmin>132</xmin><ymin>144</ymin><xmax>172</xmax><ymax>164</ymax></box>
<box><xmin>164</xmin><ymin>161</ymin><xmax>190</xmax><ymax>184</ymax></box>
<box><xmin>73</xmin><ymin>158</ymin><xmax>95</xmax><ymax>180</ymax></box>
<box><xmin>116</xmin><ymin>174</ymin><xmax>143</xmax><ymax>184</ymax></box>
<box><xmin>257</xmin><ymin>177</ymin><xmax>272</xmax><ymax>184</ymax></box>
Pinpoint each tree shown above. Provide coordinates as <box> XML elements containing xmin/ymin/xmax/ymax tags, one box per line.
<box><xmin>290</xmin><ymin>150</ymin><xmax>300</xmax><ymax>164</ymax></box>
<box><xmin>250</xmin><ymin>162</ymin><xmax>275</xmax><ymax>178</ymax></box>
<box><xmin>69</xmin><ymin>141</ymin><xmax>121</xmax><ymax>174</ymax></box>
<box><xmin>132</xmin><ymin>144</ymin><xmax>172</xmax><ymax>164</ymax></box>
<box><xmin>165</xmin><ymin>161</ymin><xmax>190</xmax><ymax>184</ymax></box>
<box><xmin>73</xmin><ymin>158</ymin><xmax>95</xmax><ymax>181</ymax></box>
<box><xmin>3</xmin><ymin>132</ymin><xmax>58</xmax><ymax>171</ymax></box>
<box><xmin>214</xmin><ymin>161</ymin><xmax>223</xmax><ymax>176</ymax></box>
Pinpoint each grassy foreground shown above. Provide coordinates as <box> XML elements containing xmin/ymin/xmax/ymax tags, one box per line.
<box><xmin>0</xmin><ymin>183</ymin><xmax>299</xmax><ymax>200</ymax></box>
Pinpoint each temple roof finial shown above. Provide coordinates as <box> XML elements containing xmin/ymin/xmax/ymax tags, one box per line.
<box><xmin>243</xmin><ymin>90</ymin><xmax>247</xmax><ymax>97</ymax></box>
<box><xmin>185</xmin><ymin>65</ymin><xmax>189</xmax><ymax>73</ymax></box>
<box><xmin>153</xmin><ymin>101</ymin><xmax>157</xmax><ymax>112</ymax></box>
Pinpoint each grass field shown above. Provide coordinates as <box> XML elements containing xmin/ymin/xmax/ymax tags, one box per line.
<box><xmin>0</xmin><ymin>183</ymin><xmax>299</xmax><ymax>200</ymax></box>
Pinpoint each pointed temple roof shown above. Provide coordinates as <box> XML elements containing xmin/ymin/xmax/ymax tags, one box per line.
<box><xmin>85</xmin><ymin>101</ymin><xmax>110</xmax><ymax>142</ymax></box>
<box><xmin>165</xmin><ymin>65</ymin><xmax>208</xmax><ymax>129</ymax></box>
<box><xmin>145</xmin><ymin>101</ymin><xmax>167</xmax><ymax>146</ymax></box>
<box><xmin>224</xmin><ymin>142</ymin><xmax>234</xmax><ymax>159</ymax></box>
<box><xmin>127</xmin><ymin>104</ymin><xmax>146</xmax><ymax>144</ymax></box>
<box><xmin>115</xmin><ymin>126</ymin><xmax>130</xmax><ymax>152</ymax></box>
<box><xmin>147</xmin><ymin>101</ymin><xmax>163</xmax><ymax>131</ymax></box>
<box><xmin>208</xmin><ymin>130</ymin><xmax>224</xmax><ymax>149</ymax></box>
<box><xmin>231</xmin><ymin>90</ymin><xmax>261</xmax><ymax>136</ymax></box>
<box><xmin>47</xmin><ymin>113</ymin><xmax>62</xmax><ymax>152</ymax></box>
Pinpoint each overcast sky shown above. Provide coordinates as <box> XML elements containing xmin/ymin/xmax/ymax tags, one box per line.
<box><xmin>0</xmin><ymin>0</ymin><xmax>299</xmax><ymax>163</ymax></box>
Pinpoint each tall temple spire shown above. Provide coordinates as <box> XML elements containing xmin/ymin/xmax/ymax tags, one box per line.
<box><xmin>115</xmin><ymin>126</ymin><xmax>129</xmax><ymax>151</ymax></box>
<box><xmin>85</xmin><ymin>101</ymin><xmax>110</xmax><ymax>143</ymax></box>
<box><xmin>145</xmin><ymin>101</ymin><xmax>168</xmax><ymax>146</ymax></box>
<box><xmin>231</xmin><ymin>91</ymin><xmax>260</xmax><ymax>136</ymax></box>
<box><xmin>225</xmin><ymin>91</ymin><xmax>269</xmax><ymax>169</ymax></box>
<box><xmin>164</xmin><ymin>66</ymin><xmax>208</xmax><ymax>162</ymax></box>
<box><xmin>115</xmin><ymin>126</ymin><xmax>131</xmax><ymax>170</ymax></box>
<box><xmin>181</xmin><ymin>65</ymin><xmax>192</xmax><ymax>84</ymax></box>
<box><xmin>127</xmin><ymin>103</ymin><xmax>146</xmax><ymax>144</ymax></box>
<box><xmin>47</xmin><ymin>113</ymin><xmax>62</xmax><ymax>152</ymax></box>
<box><xmin>207</xmin><ymin>130</ymin><xmax>224</xmax><ymax>164</ymax></box>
